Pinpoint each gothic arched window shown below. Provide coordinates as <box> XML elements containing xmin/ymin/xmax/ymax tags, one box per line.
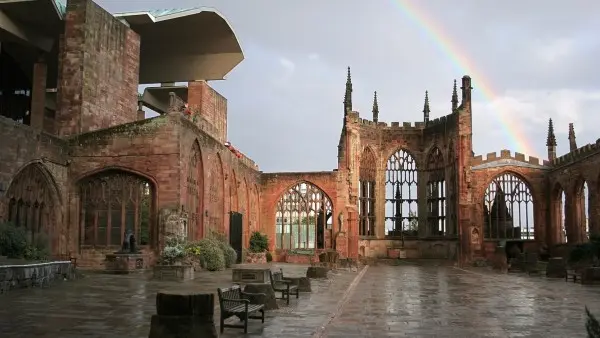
<box><xmin>359</xmin><ymin>148</ymin><xmax>376</xmax><ymax>236</ymax></box>
<box><xmin>275</xmin><ymin>182</ymin><xmax>333</xmax><ymax>249</ymax></box>
<box><xmin>385</xmin><ymin>149</ymin><xmax>418</xmax><ymax>237</ymax></box>
<box><xmin>426</xmin><ymin>147</ymin><xmax>446</xmax><ymax>236</ymax></box>
<box><xmin>483</xmin><ymin>173</ymin><xmax>534</xmax><ymax>240</ymax></box>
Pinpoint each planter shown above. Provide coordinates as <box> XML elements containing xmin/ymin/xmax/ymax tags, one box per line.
<box><xmin>153</xmin><ymin>265</ymin><xmax>194</xmax><ymax>281</ymax></box>
<box><xmin>245</xmin><ymin>252</ymin><xmax>267</xmax><ymax>264</ymax></box>
<box><xmin>286</xmin><ymin>254</ymin><xmax>316</xmax><ymax>264</ymax></box>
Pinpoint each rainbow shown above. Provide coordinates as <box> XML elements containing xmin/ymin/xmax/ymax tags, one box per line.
<box><xmin>391</xmin><ymin>0</ymin><xmax>535</xmax><ymax>156</ymax></box>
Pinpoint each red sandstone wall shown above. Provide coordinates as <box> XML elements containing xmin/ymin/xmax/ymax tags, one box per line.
<box><xmin>179</xmin><ymin>119</ymin><xmax>260</xmax><ymax>247</ymax></box>
<box><xmin>260</xmin><ymin>171</ymin><xmax>338</xmax><ymax>254</ymax></box>
<box><xmin>55</xmin><ymin>0</ymin><xmax>140</xmax><ymax>137</ymax></box>
<box><xmin>187</xmin><ymin>81</ymin><xmax>227</xmax><ymax>143</ymax></box>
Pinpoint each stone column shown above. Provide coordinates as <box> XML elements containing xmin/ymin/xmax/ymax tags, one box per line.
<box><xmin>30</xmin><ymin>55</ymin><xmax>47</xmax><ymax>131</ymax></box>
<box><xmin>137</xmin><ymin>101</ymin><xmax>145</xmax><ymax>120</ymax></box>
<box><xmin>148</xmin><ymin>292</ymin><xmax>218</xmax><ymax>338</ymax></box>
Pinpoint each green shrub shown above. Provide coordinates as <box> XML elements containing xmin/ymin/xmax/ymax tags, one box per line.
<box><xmin>266</xmin><ymin>251</ymin><xmax>273</xmax><ymax>262</ymax></box>
<box><xmin>24</xmin><ymin>232</ymin><xmax>50</xmax><ymax>261</ymax></box>
<box><xmin>160</xmin><ymin>236</ymin><xmax>186</xmax><ymax>265</ymax></box>
<box><xmin>187</xmin><ymin>238</ymin><xmax>225</xmax><ymax>271</ymax></box>
<box><xmin>207</xmin><ymin>230</ymin><xmax>237</xmax><ymax>268</ymax></box>
<box><xmin>0</xmin><ymin>223</ymin><xmax>49</xmax><ymax>260</ymax></box>
<box><xmin>249</xmin><ymin>231</ymin><xmax>269</xmax><ymax>253</ymax></box>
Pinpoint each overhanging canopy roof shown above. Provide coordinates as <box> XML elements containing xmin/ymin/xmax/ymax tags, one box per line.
<box><xmin>115</xmin><ymin>8</ymin><xmax>245</xmax><ymax>84</ymax></box>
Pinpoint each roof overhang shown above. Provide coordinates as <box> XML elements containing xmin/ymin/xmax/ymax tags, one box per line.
<box><xmin>140</xmin><ymin>85</ymin><xmax>189</xmax><ymax>114</ymax></box>
<box><xmin>115</xmin><ymin>8</ymin><xmax>244</xmax><ymax>84</ymax></box>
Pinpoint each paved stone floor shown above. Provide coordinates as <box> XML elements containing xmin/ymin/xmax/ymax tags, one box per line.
<box><xmin>326</xmin><ymin>264</ymin><xmax>600</xmax><ymax>338</ymax></box>
<box><xmin>1</xmin><ymin>262</ymin><xmax>599</xmax><ymax>337</ymax></box>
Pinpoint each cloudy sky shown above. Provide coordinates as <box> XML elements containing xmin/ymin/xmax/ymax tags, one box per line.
<box><xmin>100</xmin><ymin>0</ymin><xmax>600</xmax><ymax>172</ymax></box>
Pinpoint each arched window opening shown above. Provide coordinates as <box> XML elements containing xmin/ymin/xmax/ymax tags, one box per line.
<box><xmin>359</xmin><ymin>148</ymin><xmax>376</xmax><ymax>236</ymax></box>
<box><xmin>560</xmin><ymin>190</ymin><xmax>567</xmax><ymax>243</ymax></box>
<box><xmin>447</xmin><ymin>143</ymin><xmax>458</xmax><ymax>236</ymax></box>
<box><xmin>80</xmin><ymin>171</ymin><xmax>154</xmax><ymax>247</ymax></box>
<box><xmin>576</xmin><ymin>180</ymin><xmax>590</xmax><ymax>241</ymax></box>
<box><xmin>385</xmin><ymin>149</ymin><xmax>418</xmax><ymax>237</ymax></box>
<box><xmin>6</xmin><ymin>164</ymin><xmax>56</xmax><ymax>245</ymax></box>
<box><xmin>483</xmin><ymin>173</ymin><xmax>534</xmax><ymax>240</ymax></box>
<box><xmin>275</xmin><ymin>182</ymin><xmax>333</xmax><ymax>250</ymax></box>
<box><xmin>427</xmin><ymin>147</ymin><xmax>446</xmax><ymax>236</ymax></box>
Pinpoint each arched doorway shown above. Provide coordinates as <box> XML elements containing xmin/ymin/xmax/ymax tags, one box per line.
<box><xmin>79</xmin><ymin>170</ymin><xmax>156</xmax><ymax>248</ymax></box>
<box><xmin>551</xmin><ymin>184</ymin><xmax>567</xmax><ymax>243</ymax></box>
<box><xmin>574</xmin><ymin>179</ymin><xmax>589</xmax><ymax>242</ymax></box>
<box><xmin>275</xmin><ymin>182</ymin><xmax>333</xmax><ymax>250</ymax></box>
<box><xmin>6</xmin><ymin>163</ymin><xmax>61</xmax><ymax>254</ymax></box>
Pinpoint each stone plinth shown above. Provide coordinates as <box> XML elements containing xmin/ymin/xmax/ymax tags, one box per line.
<box><xmin>284</xmin><ymin>276</ymin><xmax>312</xmax><ymax>292</ymax></box>
<box><xmin>244</xmin><ymin>283</ymin><xmax>278</xmax><ymax>310</ymax></box>
<box><xmin>546</xmin><ymin>257</ymin><xmax>567</xmax><ymax>278</ymax></box>
<box><xmin>149</xmin><ymin>292</ymin><xmax>218</xmax><ymax>338</ymax></box>
<box><xmin>105</xmin><ymin>253</ymin><xmax>146</xmax><ymax>274</ymax></box>
<box><xmin>306</xmin><ymin>266</ymin><xmax>328</xmax><ymax>279</ymax></box>
<box><xmin>581</xmin><ymin>267</ymin><xmax>600</xmax><ymax>285</ymax></box>
<box><xmin>232</xmin><ymin>265</ymin><xmax>271</xmax><ymax>283</ymax></box>
<box><xmin>153</xmin><ymin>265</ymin><xmax>194</xmax><ymax>280</ymax></box>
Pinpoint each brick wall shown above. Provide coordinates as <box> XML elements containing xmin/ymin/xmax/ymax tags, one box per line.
<box><xmin>187</xmin><ymin>81</ymin><xmax>227</xmax><ymax>143</ymax></box>
<box><xmin>55</xmin><ymin>0</ymin><xmax>140</xmax><ymax>137</ymax></box>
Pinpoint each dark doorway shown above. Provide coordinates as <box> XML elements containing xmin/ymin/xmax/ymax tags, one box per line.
<box><xmin>229</xmin><ymin>212</ymin><xmax>243</xmax><ymax>263</ymax></box>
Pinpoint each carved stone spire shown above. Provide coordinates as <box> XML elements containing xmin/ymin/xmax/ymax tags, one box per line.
<box><xmin>547</xmin><ymin>118</ymin><xmax>557</xmax><ymax>161</ymax></box>
<box><xmin>343</xmin><ymin>67</ymin><xmax>353</xmax><ymax>115</ymax></box>
<box><xmin>372</xmin><ymin>91</ymin><xmax>379</xmax><ymax>123</ymax></box>
<box><xmin>568</xmin><ymin>123</ymin><xmax>577</xmax><ymax>151</ymax></box>
<box><xmin>451</xmin><ymin>79</ymin><xmax>458</xmax><ymax>111</ymax></box>
<box><xmin>423</xmin><ymin>91</ymin><xmax>430</xmax><ymax>123</ymax></box>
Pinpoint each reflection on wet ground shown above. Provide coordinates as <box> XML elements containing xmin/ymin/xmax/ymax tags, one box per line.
<box><xmin>0</xmin><ymin>262</ymin><xmax>597</xmax><ymax>337</ymax></box>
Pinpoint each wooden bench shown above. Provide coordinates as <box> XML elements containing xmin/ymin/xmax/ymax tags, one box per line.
<box><xmin>217</xmin><ymin>285</ymin><xmax>265</xmax><ymax>334</ymax></box>
<box><xmin>269</xmin><ymin>270</ymin><xmax>299</xmax><ymax>305</ymax></box>
<box><xmin>566</xmin><ymin>269</ymin><xmax>582</xmax><ymax>283</ymax></box>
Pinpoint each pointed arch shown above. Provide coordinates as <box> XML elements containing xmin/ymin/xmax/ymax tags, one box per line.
<box><xmin>6</xmin><ymin>162</ymin><xmax>62</xmax><ymax>253</ymax></box>
<box><xmin>239</xmin><ymin>177</ymin><xmax>249</xmax><ymax>245</ymax></box>
<box><xmin>426</xmin><ymin>146</ymin><xmax>446</xmax><ymax>236</ymax></box>
<box><xmin>551</xmin><ymin>183</ymin><xmax>567</xmax><ymax>244</ymax></box>
<box><xmin>230</xmin><ymin>169</ymin><xmax>238</xmax><ymax>212</ymax></box>
<box><xmin>359</xmin><ymin>147</ymin><xmax>377</xmax><ymax>236</ymax></box>
<box><xmin>385</xmin><ymin>148</ymin><xmax>418</xmax><ymax>237</ymax></box>
<box><xmin>483</xmin><ymin>171</ymin><xmax>534</xmax><ymax>240</ymax></box>
<box><xmin>186</xmin><ymin>140</ymin><xmax>204</xmax><ymax>239</ymax></box>
<box><xmin>252</xmin><ymin>183</ymin><xmax>260</xmax><ymax>232</ymax></box>
<box><xmin>79</xmin><ymin>169</ymin><xmax>156</xmax><ymax>248</ymax></box>
<box><xmin>275</xmin><ymin>181</ymin><xmax>333</xmax><ymax>250</ymax></box>
<box><xmin>574</xmin><ymin>177</ymin><xmax>590</xmax><ymax>242</ymax></box>
<box><xmin>446</xmin><ymin>141</ymin><xmax>458</xmax><ymax>236</ymax></box>
<box><xmin>207</xmin><ymin>152</ymin><xmax>225</xmax><ymax>234</ymax></box>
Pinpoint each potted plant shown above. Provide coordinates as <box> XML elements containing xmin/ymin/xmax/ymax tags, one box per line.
<box><xmin>246</xmin><ymin>231</ymin><xmax>269</xmax><ymax>264</ymax></box>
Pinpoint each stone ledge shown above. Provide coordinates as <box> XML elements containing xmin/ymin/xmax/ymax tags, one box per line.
<box><xmin>0</xmin><ymin>261</ymin><xmax>75</xmax><ymax>294</ymax></box>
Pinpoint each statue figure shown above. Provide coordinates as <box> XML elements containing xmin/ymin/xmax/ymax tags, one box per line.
<box><xmin>121</xmin><ymin>230</ymin><xmax>130</xmax><ymax>252</ymax></box>
<box><xmin>129</xmin><ymin>232</ymin><xmax>138</xmax><ymax>253</ymax></box>
<box><xmin>119</xmin><ymin>230</ymin><xmax>140</xmax><ymax>254</ymax></box>
<box><xmin>338</xmin><ymin>212</ymin><xmax>344</xmax><ymax>232</ymax></box>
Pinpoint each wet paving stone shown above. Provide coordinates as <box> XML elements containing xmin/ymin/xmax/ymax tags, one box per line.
<box><xmin>0</xmin><ymin>263</ymin><xmax>357</xmax><ymax>338</ymax></box>
<box><xmin>326</xmin><ymin>265</ymin><xmax>600</xmax><ymax>338</ymax></box>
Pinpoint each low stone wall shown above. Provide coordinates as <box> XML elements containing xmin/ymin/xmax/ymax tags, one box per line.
<box><xmin>0</xmin><ymin>261</ymin><xmax>75</xmax><ymax>294</ymax></box>
<box><xmin>358</xmin><ymin>239</ymin><xmax>458</xmax><ymax>259</ymax></box>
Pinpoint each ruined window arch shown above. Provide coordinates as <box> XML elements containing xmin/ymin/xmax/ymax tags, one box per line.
<box><xmin>207</xmin><ymin>153</ymin><xmax>225</xmax><ymax>233</ymax></box>
<box><xmin>426</xmin><ymin>147</ymin><xmax>446</xmax><ymax>236</ymax></box>
<box><xmin>230</xmin><ymin>169</ymin><xmax>238</xmax><ymax>212</ymax></box>
<box><xmin>385</xmin><ymin>149</ymin><xmax>418</xmax><ymax>237</ymax></box>
<box><xmin>552</xmin><ymin>184</ymin><xmax>567</xmax><ymax>243</ymax></box>
<box><xmin>186</xmin><ymin>142</ymin><xmax>203</xmax><ymax>239</ymax></box>
<box><xmin>6</xmin><ymin>163</ymin><xmax>59</xmax><ymax>247</ymax></box>
<box><xmin>359</xmin><ymin>147</ymin><xmax>376</xmax><ymax>236</ymax></box>
<box><xmin>446</xmin><ymin>142</ymin><xmax>458</xmax><ymax>236</ymax></box>
<box><xmin>275</xmin><ymin>182</ymin><xmax>333</xmax><ymax>250</ymax></box>
<box><xmin>483</xmin><ymin>172</ymin><xmax>534</xmax><ymax>240</ymax></box>
<box><xmin>575</xmin><ymin>179</ymin><xmax>590</xmax><ymax>241</ymax></box>
<box><xmin>80</xmin><ymin>170</ymin><xmax>154</xmax><ymax>247</ymax></box>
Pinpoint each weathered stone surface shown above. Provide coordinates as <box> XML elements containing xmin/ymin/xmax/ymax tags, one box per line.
<box><xmin>306</xmin><ymin>266</ymin><xmax>328</xmax><ymax>279</ymax></box>
<box><xmin>149</xmin><ymin>292</ymin><xmax>217</xmax><ymax>338</ymax></box>
<box><xmin>245</xmin><ymin>252</ymin><xmax>267</xmax><ymax>264</ymax></box>
<box><xmin>232</xmin><ymin>265</ymin><xmax>271</xmax><ymax>283</ymax></box>
<box><xmin>105</xmin><ymin>253</ymin><xmax>147</xmax><ymax>274</ymax></box>
<box><xmin>284</xmin><ymin>276</ymin><xmax>312</xmax><ymax>292</ymax></box>
<box><xmin>244</xmin><ymin>283</ymin><xmax>278</xmax><ymax>310</ymax></box>
<box><xmin>581</xmin><ymin>267</ymin><xmax>600</xmax><ymax>285</ymax></box>
<box><xmin>546</xmin><ymin>257</ymin><xmax>567</xmax><ymax>278</ymax></box>
<box><xmin>0</xmin><ymin>261</ymin><xmax>75</xmax><ymax>294</ymax></box>
<box><xmin>153</xmin><ymin>265</ymin><xmax>194</xmax><ymax>280</ymax></box>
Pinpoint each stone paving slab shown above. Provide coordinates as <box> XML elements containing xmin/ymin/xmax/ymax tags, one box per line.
<box><xmin>0</xmin><ymin>263</ymin><xmax>359</xmax><ymax>338</ymax></box>
<box><xmin>325</xmin><ymin>265</ymin><xmax>600</xmax><ymax>338</ymax></box>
